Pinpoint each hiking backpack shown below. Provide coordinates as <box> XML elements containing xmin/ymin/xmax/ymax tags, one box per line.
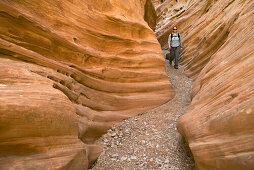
<box><xmin>171</xmin><ymin>33</ymin><xmax>180</xmax><ymax>40</ymax></box>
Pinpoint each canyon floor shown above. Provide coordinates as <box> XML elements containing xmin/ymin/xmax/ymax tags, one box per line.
<box><xmin>91</xmin><ymin>59</ymin><xmax>195</xmax><ymax>170</ymax></box>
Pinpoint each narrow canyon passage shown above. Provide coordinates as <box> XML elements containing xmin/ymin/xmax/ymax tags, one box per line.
<box><xmin>1</xmin><ymin>0</ymin><xmax>254</xmax><ymax>169</ymax></box>
<box><xmin>91</xmin><ymin>62</ymin><xmax>194</xmax><ymax>169</ymax></box>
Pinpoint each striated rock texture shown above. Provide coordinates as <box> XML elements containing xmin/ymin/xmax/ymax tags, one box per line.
<box><xmin>0</xmin><ymin>0</ymin><xmax>173</xmax><ymax>169</ymax></box>
<box><xmin>144</xmin><ymin>0</ymin><xmax>157</xmax><ymax>31</ymax></box>
<box><xmin>154</xmin><ymin>0</ymin><xmax>254</xmax><ymax>169</ymax></box>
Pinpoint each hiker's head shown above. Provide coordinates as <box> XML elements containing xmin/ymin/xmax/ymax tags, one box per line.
<box><xmin>173</xmin><ymin>26</ymin><xmax>177</xmax><ymax>33</ymax></box>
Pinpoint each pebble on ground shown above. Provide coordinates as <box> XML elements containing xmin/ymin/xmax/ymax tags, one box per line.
<box><xmin>91</xmin><ymin>59</ymin><xmax>195</xmax><ymax>170</ymax></box>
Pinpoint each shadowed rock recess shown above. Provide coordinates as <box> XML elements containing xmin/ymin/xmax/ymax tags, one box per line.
<box><xmin>153</xmin><ymin>0</ymin><xmax>254</xmax><ymax>169</ymax></box>
<box><xmin>0</xmin><ymin>0</ymin><xmax>173</xmax><ymax>169</ymax></box>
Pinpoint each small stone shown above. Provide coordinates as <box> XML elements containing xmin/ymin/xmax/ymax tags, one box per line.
<box><xmin>112</xmin><ymin>154</ymin><xmax>119</xmax><ymax>157</ymax></box>
<box><xmin>155</xmin><ymin>158</ymin><xmax>161</xmax><ymax>164</ymax></box>
<box><xmin>139</xmin><ymin>162</ymin><xmax>145</xmax><ymax>167</ymax></box>
<box><xmin>121</xmin><ymin>156</ymin><xmax>127</xmax><ymax>161</ymax></box>
<box><xmin>169</xmin><ymin>166</ymin><xmax>177</xmax><ymax>170</ymax></box>
<box><xmin>131</xmin><ymin>156</ymin><xmax>137</xmax><ymax>160</ymax></box>
<box><xmin>162</xmin><ymin>164</ymin><xmax>169</xmax><ymax>169</ymax></box>
<box><xmin>111</xmin><ymin>133</ymin><xmax>117</xmax><ymax>137</ymax></box>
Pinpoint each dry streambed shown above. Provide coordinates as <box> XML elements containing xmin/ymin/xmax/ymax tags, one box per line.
<box><xmin>91</xmin><ymin>62</ymin><xmax>194</xmax><ymax>170</ymax></box>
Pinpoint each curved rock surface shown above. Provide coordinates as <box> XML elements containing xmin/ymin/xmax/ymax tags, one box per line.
<box><xmin>154</xmin><ymin>0</ymin><xmax>254</xmax><ymax>169</ymax></box>
<box><xmin>0</xmin><ymin>0</ymin><xmax>173</xmax><ymax>169</ymax></box>
<box><xmin>144</xmin><ymin>0</ymin><xmax>157</xmax><ymax>31</ymax></box>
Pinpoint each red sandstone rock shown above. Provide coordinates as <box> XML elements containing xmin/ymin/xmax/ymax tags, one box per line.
<box><xmin>144</xmin><ymin>0</ymin><xmax>157</xmax><ymax>31</ymax></box>
<box><xmin>0</xmin><ymin>0</ymin><xmax>173</xmax><ymax>169</ymax></box>
<box><xmin>153</xmin><ymin>0</ymin><xmax>254</xmax><ymax>169</ymax></box>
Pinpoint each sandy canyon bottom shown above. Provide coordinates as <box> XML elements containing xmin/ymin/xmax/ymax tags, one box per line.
<box><xmin>91</xmin><ymin>60</ymin><xmax>195</xmax><ymax>170</ymax></box>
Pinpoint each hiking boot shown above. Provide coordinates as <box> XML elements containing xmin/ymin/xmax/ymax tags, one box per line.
<box><xmin>174</xmin><ymin>65</ymin><xmax>178</xmax><ymax>69</ymax></box>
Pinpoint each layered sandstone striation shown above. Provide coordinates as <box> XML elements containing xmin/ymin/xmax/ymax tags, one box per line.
<box><xmin>144</xmin><ymin>0</ymin><xmax>157</xmax><ymax>31</ymax></box>
<box><xmin>154</xmin><ymin>0</ymin><xmax>254</xmax><ymax>169</ymax></box>
<box><xmin>0</xmin><ymin>0</ymin><xmax>173</xmax><ymax>169</ymax></box>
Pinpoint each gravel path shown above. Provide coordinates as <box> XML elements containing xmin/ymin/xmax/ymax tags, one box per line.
<box><xmin>91</xmin><ymin>61</ymin><xmax>194</xmax><ymax>170</ymax></box>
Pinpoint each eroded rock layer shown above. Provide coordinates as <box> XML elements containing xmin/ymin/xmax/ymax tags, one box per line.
<box><xmin>0</xmin><ymin>0</ymin><xmax>173</xmax><ymax>169</ymax></box>
<box><xmin>153</xmin><ymin>0</ymin><xmax>254</xmax><ymax>169</ymax></box>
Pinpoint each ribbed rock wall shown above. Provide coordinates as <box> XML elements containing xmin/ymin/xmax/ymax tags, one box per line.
<box><xmin>144</xmin><ymin>0</ymin><xmax>157</xmax><ymax>31</ymax></box>
<box><xmin>153</xmin><ymin>0</ymin><xmax>254</xmax><ymax>169</ymax></box>
<box><xmin>0</xmin><ymin>0</ymin><xmax>173</xmax><ymax>169</ymax></box>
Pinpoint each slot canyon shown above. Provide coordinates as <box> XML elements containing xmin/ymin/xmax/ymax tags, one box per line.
<box><xmin>0</xmin><ymin>0</ymin><xmax>253</xmax><ymax>170</ymax></box>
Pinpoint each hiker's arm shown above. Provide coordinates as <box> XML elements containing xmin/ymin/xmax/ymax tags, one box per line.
<box><xmin>168</xmin><ymin>34</ymin><xmax>171</xmax><ymax>48</ymax></box>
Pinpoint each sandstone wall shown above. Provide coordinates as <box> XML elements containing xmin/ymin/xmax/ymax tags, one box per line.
<box><xmin>144</xmin><ymin>0</ymin><xmax>157</xmax><ymax>31</ymax></box>
<box><xmin>154</xmin><ymin>0</ymin><xmax>254</xmax><ymax>169</ymax></box>
<box><xmin>0</xmin><ymin>0</ymin><xmax>173</xmax><ymax>169</ymax></box>
<box><xmin>151</xmin><ymin>0</ymin><xmax>168</xmax><ymax>8</ymax></box>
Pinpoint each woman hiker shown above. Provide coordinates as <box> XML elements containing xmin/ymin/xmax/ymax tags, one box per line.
<box><xmin>168</xmin><ymin>26</ymin><xmax>183</xmax><ymax>69</ymax></box>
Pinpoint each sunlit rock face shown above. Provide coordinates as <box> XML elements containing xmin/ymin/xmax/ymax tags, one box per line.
<box><xmin>0</xmin><ymin>0</ymin><xmax>173</xmax><ymax>169</ymax></box>
<box><xmin>153</xmin><ymin>0</ymin><xmax>254</xmax><ymax>169</ymax></box>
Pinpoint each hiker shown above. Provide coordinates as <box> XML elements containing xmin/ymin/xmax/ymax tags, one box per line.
<box><xmin>167</xmin><ymin>26</ymin><xmax>183</xmax><ymax>69</ymax></box>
